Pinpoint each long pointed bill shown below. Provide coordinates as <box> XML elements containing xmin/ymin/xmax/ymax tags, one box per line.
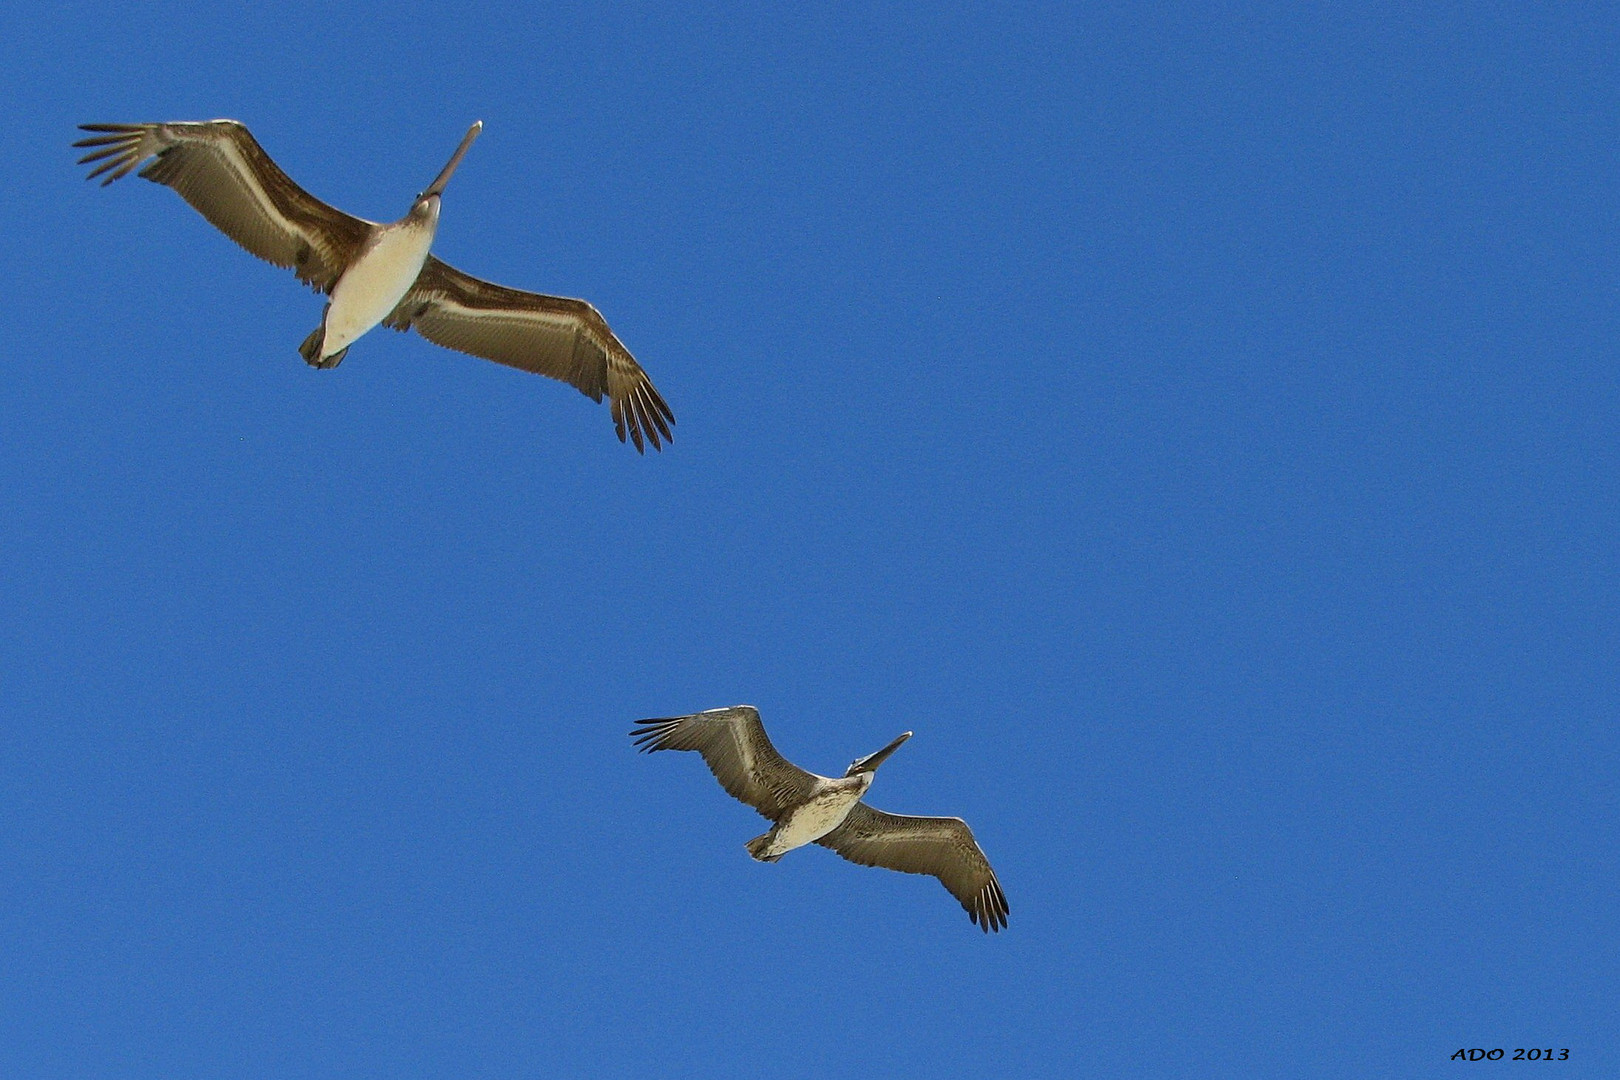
<box><xmin>422</xmin><ymin>121</ymin><xmax>482</xmax><ymax>197</ymax></box>
<box><xmin>852</xmin><ymin>731</ymin><xmax>912</xmax><ymax>773</ymax></box>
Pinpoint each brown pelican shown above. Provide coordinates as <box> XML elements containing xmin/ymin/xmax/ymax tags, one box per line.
<box><xmin>73</xmin><ymin>120</ymin><xmax>673</xmax><ymax>451</ymax></box>
<box><xmin>632</xmin><ymin>706</ymin><xmax>1008</xmax><ymax>932</ymax></box>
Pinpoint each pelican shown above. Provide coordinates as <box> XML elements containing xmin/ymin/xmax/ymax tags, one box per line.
<box><xmin>632</xmin><ymin>706</ymin><xmax>1008</xmax><ymax>932</ymax></box>
<box><xmin>74</xmin><ymin>120</ymin><xmax>673</xmax><ymax>451</ymax></box>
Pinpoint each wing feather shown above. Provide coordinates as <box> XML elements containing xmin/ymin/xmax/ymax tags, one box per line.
<box><xmin>75</xmin><ymin>121</ymin><xmax>373</xmax><ymax>292</ymax></box>
<box><xmin>817</xmin><ymin>804</ymin><xmax>1009</xmax><ymax>932</ymax></box>
<box><xmin>387</xmin><ymin>257</ymin><xmax>674</xmax><ymax>451</ymax></box>
<box><xmin>631</xmin><ymin>706</ymin><xmax>818</xmax><ymax>819</ymax></box>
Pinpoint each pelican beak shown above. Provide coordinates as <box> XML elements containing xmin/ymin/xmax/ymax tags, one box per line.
<box><xmin>421</xmin><ymin>120</ymin><xmax>482</xmax><ymax>198</ymax></box>
<box><xmin>851</xmin><ymin>731</ymin><xmax>912</xmax><ymax>773</ymax></box>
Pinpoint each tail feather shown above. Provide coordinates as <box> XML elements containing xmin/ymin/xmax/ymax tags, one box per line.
<box><xmin>298</xmin><ymin>304</ymin><xmax>347</xmax><ymax>368</ymax></box>
<box><xmin>298</xmin><ymin>324</ymin><xmax>324</xmax><ymax>364</ymax></box>
<box><xmin>745</xmin><ymin>833</ymin><xmax>783</xmax><ymax>863</ymax></box>
<box><xmin>315</xmin><ymin>345</ymin><xmax>348</xmax><ymax>369</ymax></box>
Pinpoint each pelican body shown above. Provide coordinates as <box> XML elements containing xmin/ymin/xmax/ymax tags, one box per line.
<box><xmin>317</xmin><ymin>209</ymin><xmax>438</xmax><ymax>362</ymax></box>
<box><xmin>74</xmin><ymin>119</ymin><xmax>673</xmax><ymax>450</ymax></box>
<box><xmin>303</xmin><ymin>121</ymin><xmax>477</xmax><ymax>367</ymax></box>
<box><xmin>744</xmin><ymin>730</ymin><xmax>911</xmax><ymax>861</ymax></box>
<box><xmin>633</xmin><ymin>706</ymin><xmax>1009</xmax><ymax>932</ymax></box>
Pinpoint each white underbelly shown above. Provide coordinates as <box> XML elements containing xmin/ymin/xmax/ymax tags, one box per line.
<box><xmin>323</xmin><ymin>226</ymin><xmax>435</xmax><ymax>356</ymax></box>
<box><xmin>771</xmin><ymin>792</ymin><xmax>862</xmax><ymax>854</ymax></box>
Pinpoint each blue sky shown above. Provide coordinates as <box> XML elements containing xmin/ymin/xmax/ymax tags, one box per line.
<box><xmin>3</xmin><ymin>3</ymin><xmax>1617</xmax><ymax>1077</ymax></box>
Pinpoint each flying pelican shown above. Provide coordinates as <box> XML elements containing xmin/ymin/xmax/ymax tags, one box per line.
<box><xmin>631</xmin><ymin>706</ymin><xmax>1008</xmax><ymax>932</ymax></box>
<box><xmin>73</xmin><ymin>120</ymin><xmax>673</xmax><ymax>451</ymax></box>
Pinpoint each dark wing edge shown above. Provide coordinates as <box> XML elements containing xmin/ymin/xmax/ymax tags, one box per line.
<box><xmin>631</xmin><ymin>706</ymin><xmax>817</xmax><ymax>819</ymax></box>
<box><xmin>74</xmin><ymin>121</ymin><xmax>372</xmax><ymax>292</ymax></box>
<box><xmin>817</xmin><ymin>804</ymin><xmax>1009</xmax><ymax>932</ymax></box>
<box><xmin>386</xmin><ymin>257</ymin><xmax>674</xmax><ymax>452</ymax></box>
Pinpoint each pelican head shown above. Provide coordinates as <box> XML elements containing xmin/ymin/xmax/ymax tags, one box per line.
<box><xmin>416</xmin><ymin>120</ymin><xmax>483</xmax><ymax>204</ymax></box>
<box><xmin>845</xmin><ymin>731</ymin><xmax>912</xmax><ymax>776</ymax></box>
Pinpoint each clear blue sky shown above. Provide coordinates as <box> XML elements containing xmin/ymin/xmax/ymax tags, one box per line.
<box><xmin>4</xmin><ymin>4</ymin><xmax>1616</xmax><ymax>1078</ymax></box>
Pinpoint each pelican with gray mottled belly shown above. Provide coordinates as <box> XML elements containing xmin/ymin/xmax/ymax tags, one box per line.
<box><xmin>632</xmin><ymin>706</ymin><xmax>1009</xmax><ymax>932</ymax></box>
<box><xmin>74</xmin><ymin>119</ymin><xmax>672</xmax><ymax>450</ymax></box>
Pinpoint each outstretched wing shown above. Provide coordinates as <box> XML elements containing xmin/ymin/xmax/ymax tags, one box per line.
<box><xmin>631</xmin><ymin>706</ymin><xmax>818</xmax><ymax>820</ymax></box>
<box><xmin>818</xmin><ymin>804</ymin><xmax>1009</xmax><ymax>932</ymax></box>
<box><xmin>386</xmin><ymin>257</ymin><xmax>674</xmax><ymax>452</ymax></box>
<box><xmin>74</xmin><ymin>120</ymin><xmax>373</xmax><ymax>293</ymax></box>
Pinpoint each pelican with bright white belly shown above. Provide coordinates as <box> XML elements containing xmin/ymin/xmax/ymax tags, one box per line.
<box><xmin>74</xmin><ymin>120</ymin><xmax>672</xmax><ymax>450</ymax></box>
<box><xmin>632</xmin><ymin>706</ymin><xmax>1009</xmax><ymax>932</ymax></box>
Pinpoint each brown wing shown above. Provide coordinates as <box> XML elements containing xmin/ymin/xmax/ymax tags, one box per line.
<box><xmin>631</xmin><ymin>707</ymin><xmax>819</xmax><ymax>820</ymax></box>
<box><xmin>818</xmin><ymin>804</ymin><xmax>1009</xmax><ymax>932</ymax></box>
<box><xmin>75</xmin><ymin>120</ymin><xmax>373</xmax><ymax>293</ymax></box>
<box><xmin>386</xmin><ymin>257</ymin><xmax>674</xmax><ymax>452</ymax></box>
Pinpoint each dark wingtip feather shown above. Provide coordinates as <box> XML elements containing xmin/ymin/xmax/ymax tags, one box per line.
<box><xmin>607</xmin><ymin>374</ymin><xmax>672</xmax><ymax>454</ymax></box>
<box><xmin>610</xmin><ymin>397</ymin><xmax>634</xmax><ymax>449</ymax></box>
<box><xmin>631</xmin><ymin>387</ymin><xmax>658</xmax><ymax>452</ymax></box>
<box><xmin>625</xmin><ymin>391</ymin><xmax>649</xmax><ymax>453</ymax></box>
<box><xmin>630</xmin><ymin>716</ymin><xmax>682</xmax><ymax>751</ymax></box>
<box><xmin>635</xmin><ymin>383</ymin><xmax>671</xmax><ymax>449</ymax></box>
<box><xmin>72</xmin><ymin>126</ymin><xmax>147</xmax><ymax>186</ymax></box>
<box><xmin>966</xmin><ymin>876</ymin><xmax>1009</xmax><ymax>932</ymax></box>
<box><xmin>651</xmin><ymin>383</ymin><xmax>675</xmax><ymax>425</ymax></box>
<box><xmin>647</xmin><ymin>397</ymin><xmax>674</xmax><ymax>444</ymax></box>
<box><xmin>76</xmin><ymin>144</ymin><xmax>126</xmax><ymax>164</ymax></box>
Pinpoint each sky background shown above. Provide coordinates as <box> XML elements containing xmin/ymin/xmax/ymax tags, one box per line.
<box><xmin>2</xmin><ymin>3</ymin><xmax>1616</xmax><ymax>1078</ymax></box>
